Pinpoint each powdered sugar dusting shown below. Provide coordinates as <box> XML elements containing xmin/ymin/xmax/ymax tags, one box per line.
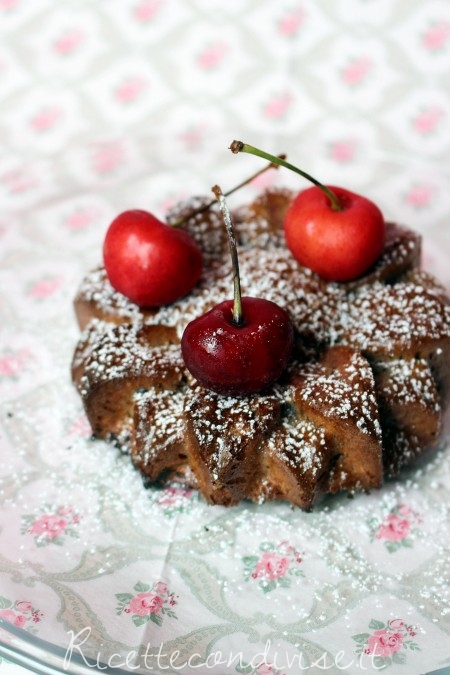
<box><xmin>134</xmin><ymin>388</ymin><xmax>185</xmax><ymax>462</ymax></box>
<box><xmin>267</xmin><ymin>407</ymin><xmax>327</xmax><ymax>477</ymax></box>
<box><xmin>185</xmin><ymin>386</ymin><xmax>277</xmax><ymax>465</ymax></box>
<box><xmin>341</xmin><ymin>279</ymin><xmax>450</xmax><ymax>357</ymax></box>
<box><xmin>377</xmin><ymin>357</ymin><xmax>440</xmax><ymax>411</ymax></box>
<box><xmin>297</xmin><ymin>350</ymin><xmax>382</xmax><ymax>439</ymax></box>
<box><xmin>78</xmin><ymin>323</ymin><xmax>184</xmax><ymax>397</ymax></box>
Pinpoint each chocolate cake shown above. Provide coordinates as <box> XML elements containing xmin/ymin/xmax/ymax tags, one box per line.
<box><xmin>71</xmin><ymin>188</ymin><xmax>450</xmax><ymax>509</ymax></box>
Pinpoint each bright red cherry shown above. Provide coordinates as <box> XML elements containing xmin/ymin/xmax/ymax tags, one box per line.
<box><xmin>181</xmin><ymin>297</ymin><xmax>294</xmax><ymax>396</ymax></box>
<box><xmin>181</xmin><ymin>185</ymin><xmax>294</xmax><ymax>396</ymax></box>
<box><xmin>103</xmin><ymin>209</ymin><xmax>203</xmax><ymax>307</ymax></box>
<box><xmin>284</xmin><ymin>185</ymin><xmax>385</xmax><ymax>281</ymax></box>
<box><xmin>230</xmin><ymin>141</ymin><xmax>386</xmax><ymax>282</ymax></box>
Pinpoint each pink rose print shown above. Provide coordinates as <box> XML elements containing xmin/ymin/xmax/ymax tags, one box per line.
<box><xmin>412</xmin><ymin>105</ymin><xmax>445</xmax><ymax>135</ymax></box>
<box><xmin>197</xmin><ymin>42</ymin><xmax>228</xmax><ymax>70</ymax></box>
<box><xmin>376</xmin><ymin>514</ymin><xmax>410</xmax><ymax>542</ymax></box>
<box><xmin>29</xmin><ymin>514</ymin><xmax>67</xmax><ymax>539</ymax></box>
<box><xmin>64</xmin><ymin>206</ymin><xmax>100</xmax><ymax>231</ymax></box>
<box><xmin>14</xmin><ymin>601</ymin><xmax>32</xmax><ymax>612</ymax></box>
<box><xmin>0</xmin><ymin>609</ymin><xmax>26</xmax><ymax>628</ymax></box>
<box><xmin>30</xmin><ymin>107</ymin><xmax>63</xmax><ymax>132</ymax></box>
<box><xmin>28</xmin><ymin>276</ymin><xmax>63</xmax><ymax>300</ymax></box>
<box><xmin>257</xmin><ymin>665</ymin><xmax>276</xmax><ymax>675</ymax></box>
<box><xmin>422</xmin><ymin>20</ymin><xmax>450</xmax><ymax>52</ymax></box>
<box><xmin>367</xmin><ymin>629</ymin><xmax>403</xmax><ymax>657</ymax></box>
<box><xmin>353</xmin><ymin>618</ymin><xmax>420</xmax><ymax>668</ymax></box>
<box><xmin>0</xmin><ymin>348</ymin><xmax>33</xmax><ymax>379</ymax></box>
<box><xmin>1</xmin><ymin>167</ymin><xmax>38</xmax><ymax>194</ymax></box>
<box><xmin>0</xmin><ymin>598</ymin><xmax>43</xmax><ymax>636</ymax></box>
<box><xmin>242</xmin><ymin>661</ymin><xmax>286</xmax><ymax>675</ymax></box>
<box><xmin>116</xmin><ymin>581</ymin><xmax>178</xmax><ymax>627</ymax></box>
<box><xmin>329</xmin><ymin>139</ymin><xmax>357</xmax><ymax>163</ymax></box>
<box><xmin>0</xmin><ymin>0</ymin><xmax>19</xmax><ymax>11</ymax></box>
<box><xmin>178</xmin><ymin>123</ymin><xmax>208</xmax><ymax>151</ymax></box>
<box><xmin>91</xmin><ymin>141</ymin><xmax>126</xmax><ymax>175</ymax></box>
<box><xmin>263</xmin><ymin>92</ymin><xmax>293</xmax><ymax>119</ymax></box>
<box><xmin>115</xmin><ymin>76</ymin><xmax>148</xmax><ymax>103</ymax></box>
<box><xmin>67</xmin><ymin>414</ymin><xmax>92</xmax><ymax>438</ymax></box>
<box><xmin>21</xmin><ymin>504</ymin><xmax>81</xmax><ymax>547</ymax></box>
<box><xmin>134</xmin><ymin>0</ymin><xmax>163</xmax><ymax>23</ymax></box>
<box><xmin>154</xmin><ymin>582</ymin><xmax>168</xmax><ymax>595</ymax></box>
<box><xmin>252</xmin><ymin>552</ymin><xmax>290</xmax><ymax>581</ymax></box>
<box><xmin>53</xmin><ymin>28</ymin><xmax>85</xmax><ymax>55</ymax></box>
<box><xmin>129</xmin><ymin>592</ymin><xmax>163</xmax><ymax>616</ymax></box>
<box><xmin>341</xmin><ymin>57</ymin><xmax>372</xmax><ymax>86</ymax></box>
<box><xmin>405</xmin><ymin>183</ymin><xmax>434</xmax><ymax>208</ymax></box>
<box><xmin>156</xmin><ymin>485</ymin><xmax>196</xmax><ymax>517</ymax></box>
<box><xmin>278</xmin><ymin>7</ymin><xmax>306</xmax><ymax>37</ymax></box>
<box><xmin>388</xmin><ymin>618</ymin><xmax>404</xmax><ymax>630</ymax></box>
<box><xmin>368</xmin><ymin>503</ymin><xmax>422</xmax><ymax>553</ymax></box>
<box><xmin>0</xmin><ymin>349</ymin><xmax>30</xmax><ymax>377</ymax></box>
<box><xmin>243</xmin><ymin>540</ymin><xmax>304</xmax><ymax>593</ymax></box>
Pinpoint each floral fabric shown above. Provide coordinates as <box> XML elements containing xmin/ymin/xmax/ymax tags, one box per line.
<box><xmin>1</xmin><ymin>1</ymin><xmax>450</xmax><ymax>674</ymax></box>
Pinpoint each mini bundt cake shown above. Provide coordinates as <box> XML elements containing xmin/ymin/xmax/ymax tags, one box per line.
<box><xmin>71</xmin><ymin>187</ymin><xmax>450</xmax><ymax>509</ymax></box>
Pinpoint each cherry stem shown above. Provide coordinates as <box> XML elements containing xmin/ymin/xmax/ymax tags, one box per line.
<box><xmin>212</xmin><ymin>184</ymin><xmax>244</xmax><ymax>327</ymax></box>
<box><xmin>229</xmin><ymin>140</ymin><xmax>342</xmax><ymax>212</ymax></box>
<box><xmin>170</xmin><ymin>155</ymin><xmax>286</xmax><ymax>227</ymax></box>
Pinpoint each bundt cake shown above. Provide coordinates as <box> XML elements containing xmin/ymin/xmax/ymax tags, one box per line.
<box><xmin>71</xmin><ymin>187</ymin><xmax>450</xmax><ymax>509</ymax></box>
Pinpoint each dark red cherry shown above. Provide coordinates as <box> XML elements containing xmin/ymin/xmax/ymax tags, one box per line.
<box><xmin>181</xmin><ymin>296</ymin><xmax>294</xmax><ymax>396</ymax></box>
<box><xmin>181</xmin><ymin>185</ymin><xmax>294</xmax><ymax>396</ymax></box>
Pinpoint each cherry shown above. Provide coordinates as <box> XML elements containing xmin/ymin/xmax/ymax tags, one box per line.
<box><xmin>102</xmin><ymin>158</ymin><xmax>285</xmax><ymax>307</ymax></box>
<box><xmin>103</xmin><ymin>210</ymin><xmax>203</xmax><ymax>307</ymax></box>
<box><xmin>181</xmin><ymin>186</ymin><xmax>294</xmax><ymax>396</ymax></box>
<box><xmin>284</xmin><ymin>185</ymin><xmax>385</xmax><ymax>281</ymax></box>
<box><xmin>230</xmin><ymin>141</ymin><xmax>386</xmax><ymax>282</ymax></box>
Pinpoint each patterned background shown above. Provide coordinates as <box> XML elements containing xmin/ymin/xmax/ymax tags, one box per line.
<box><xmin>0</xmin><ymin>1</ymin><xmax>450</xmax><ymax>674</ymax></box>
